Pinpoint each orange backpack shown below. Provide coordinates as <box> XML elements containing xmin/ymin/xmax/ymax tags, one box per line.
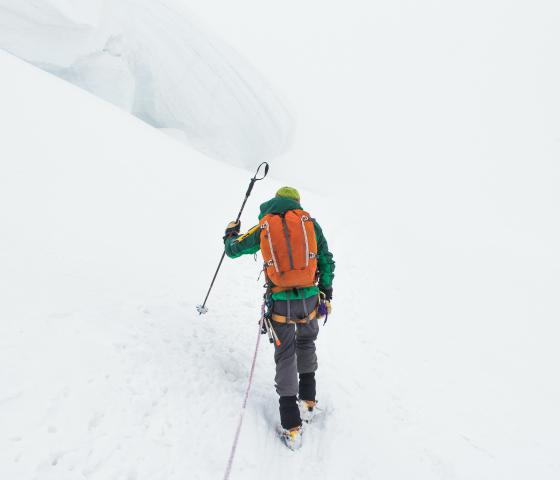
<box><xmin>259</xmin><ymin>209</ymin><xmax>318</xmax><ymax>291</ymax></box>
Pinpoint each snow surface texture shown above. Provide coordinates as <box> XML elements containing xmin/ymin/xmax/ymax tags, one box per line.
<box><xmin>0</xmin><ymin>0</ymin><xmax>293</xmax><ymax>167</ymax></box>
<box><xmin>2</xmin><ymin>1</ymin><xmax>560</xmax><ymax>479</ymax></box>
<box><xmin>2</xmin><ymin>48</ymin><xmax>560</xmax><ymax>480</ymax></box>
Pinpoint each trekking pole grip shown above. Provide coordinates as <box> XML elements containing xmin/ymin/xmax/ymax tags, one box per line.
<box><xmin>245</xmin><ymin>162</ymin><xmax>269</xmax><ymax>197</ymax></box>
<box><xmin>255</xmin><ymin>162</ymin><xmax>270</xmax><ymax>181</ymax></box>
<box><xmin>245</xmin><ymin>178</ymin><xmax>256</xmax><ymax>198</ymax></box>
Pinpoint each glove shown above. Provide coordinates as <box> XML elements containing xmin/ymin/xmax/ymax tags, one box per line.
<box><xmin>224</xmin><ymin>220</ymin><xmax>241</xmax><ymax>239</ymax></box>
<box><xmin>319</xmin><ymin>286</ymin><xmax>332</xmax><ymax>301</ymax></box>
<box><xmin>318</xmin><ymin>288</ymin><xmax>332</xmax><ymax>322</ymax></box>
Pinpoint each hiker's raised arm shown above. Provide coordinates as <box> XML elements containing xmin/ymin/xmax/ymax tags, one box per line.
<box><xmin>223</xmin><ymin>223</ymin><xmax>261</xmax><ymax>259</ymax></box>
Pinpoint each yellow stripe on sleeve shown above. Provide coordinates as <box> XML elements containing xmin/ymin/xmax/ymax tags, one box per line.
<box><xmin>237</xmin><ymin>224</ymin><xmax>260</xmax><ymax>243</ymax></box>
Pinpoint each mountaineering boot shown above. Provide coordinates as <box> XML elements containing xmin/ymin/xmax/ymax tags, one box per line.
<box><xmin>298</xmin><ymin>399</ymin><xmax>317</xmax><ymax>423</ymax></box>
<box><xmin>278</xmin><ymin>396</ymin><xmax>303</xmax><ymax>450</ymax></box>
<box><xmin>279</xmin><ymin>425</ymin><xmax>304</xmax><ymax>451</ymax></box>
<box><xmin>298</xmin><ymin>372</ymin><xmax>317</xmax><ymax>422</ymax></box>
<box><xmin>279</xmin><ymin>395</ymin><xmax>302</xmax><ymax>430</ymax></box>
<box><xmin>279</xmin><ymin>395</ymin><xmax>303</xmax><ymax>450</ymax></box>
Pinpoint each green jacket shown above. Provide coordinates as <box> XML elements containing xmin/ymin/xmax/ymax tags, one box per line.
<box><xmin>224</xmin><ymin>197</ymin><xmax>335</xmax><ymax>300</ymax></box>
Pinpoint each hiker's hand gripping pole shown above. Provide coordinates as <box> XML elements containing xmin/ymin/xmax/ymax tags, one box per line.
<box><xmin>196</xmin><ymin>162</ymin><xmax>269</xmax><ymax>315</ymax></box>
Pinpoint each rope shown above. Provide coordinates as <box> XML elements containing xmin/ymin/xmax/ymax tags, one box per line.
<box><xmin>223</xmin><ymin>305</ymin><xmax>265</xmax><ymax>480</ymax></box>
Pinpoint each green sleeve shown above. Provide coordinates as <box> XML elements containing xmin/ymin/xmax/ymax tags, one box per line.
<box><xmin>313</xmin><ymin>219</ymin><xmax>335</xmax><ymax>288</ymax></box>
<box><xmin>224</xmin><ymin>224</ymin><xmax>261</xmax><ymax>258</ymax></box>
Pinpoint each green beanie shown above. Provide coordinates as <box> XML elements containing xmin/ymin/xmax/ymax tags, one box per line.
<box><xmin>276</xmin><ymin>186</ymin><xmax>300</xmax><ymax>202</ymax></box>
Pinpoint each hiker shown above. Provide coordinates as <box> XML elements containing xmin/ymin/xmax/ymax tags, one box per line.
<box><xmin>223</xmin><ymin>186</ymin><xmax>335</xmax><ymax>449</ymax></box>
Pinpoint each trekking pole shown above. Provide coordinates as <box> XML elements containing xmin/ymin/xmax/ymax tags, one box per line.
<box><xmin>196</xmin><ymin>162</ymin><xmax>270</xmax><ymax>315</ymax></box>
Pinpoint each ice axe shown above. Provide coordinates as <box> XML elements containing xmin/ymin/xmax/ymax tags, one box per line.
<box><xmin>196</xmin><ymin>162</ymin><xmax>270</xmax><ymax>315</ymax></box>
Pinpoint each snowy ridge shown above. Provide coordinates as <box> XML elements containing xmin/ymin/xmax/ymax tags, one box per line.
<box><xmin>0</xmin><ymin>0</ymin><xmax>293</xmax><ymax>167</ymax></box>
<box><xmin>0</xmin><ymin>50</ymin><xmax>370</xmax><ymax>479</ymax></box>
<box><xmin>3</xmin><ymin>48</ymin><xmax>559</xmax><ymax>479</ymax></box>
<box><xmin>2</xmin><ymin>0</ymin><xmax>560</xmax><ymax>478</ymax></box>
<box><xmin>0</xmin><ymin>48</ymin><xmax>444</xmax><ymax>480</ymax></box>
<box><xmin>0</xmin><ymin>49</ymin><xmax>277</xmax><ymax>479</ymax></box>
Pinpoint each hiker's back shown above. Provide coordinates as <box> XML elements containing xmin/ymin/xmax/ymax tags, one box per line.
<box><xmin>259</xmin><ymin>208</ymin><xmax>317</xmax><ymax>291</ymax></box>
<box><xmin>222</xmin><ymin>185</ymin><xmax>335</xmax><ymax>447</ymax></box>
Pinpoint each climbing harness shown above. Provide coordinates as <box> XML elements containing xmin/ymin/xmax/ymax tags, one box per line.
<box><xmin>270</xmin><ymin>308</ymin><xmax>318</xmax><ymax>324</ymax></box>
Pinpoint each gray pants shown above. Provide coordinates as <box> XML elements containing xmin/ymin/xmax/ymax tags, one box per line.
<box><xmin>272</xmin><ymin>296</ymin><xmax>319</xmax><ymax>397</ymax></box>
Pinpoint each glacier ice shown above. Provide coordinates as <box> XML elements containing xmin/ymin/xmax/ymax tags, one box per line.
<box><xmin>0</xmin><ymin>0</ymin><xmax>293</xmax><ymax>167</ymax></box>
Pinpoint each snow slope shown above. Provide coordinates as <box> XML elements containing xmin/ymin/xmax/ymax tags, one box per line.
<box><xmin>2</xmin><ymin>1</ymin><xmax>560</xmax><ymax>478</ymax></box>
<box><xmin>0</xmin><ymin>50</ymin><xmax>260</xmax><ymax>479</ymax></box>
<box><xmin>0</xmin><ymin>0</ymin><xmax>293</xmax><ymax>167</ymax></box>
<box><xmin>0</xmin><ymin>50</ymin><xmax>373</xmax><ymax>480</ymax></box>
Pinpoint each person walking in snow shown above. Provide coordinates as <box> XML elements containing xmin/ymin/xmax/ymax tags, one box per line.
<box><xmin>223</xmin><ymin>186</ymin><xmax>335</xmax><ymax>449</ymax></box>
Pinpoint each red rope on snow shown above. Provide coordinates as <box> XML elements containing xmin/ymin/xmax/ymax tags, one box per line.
<box><xmin>223</xmin><ymin>305</ymin><xmax>265</xmax><ymax>480</ymax></box>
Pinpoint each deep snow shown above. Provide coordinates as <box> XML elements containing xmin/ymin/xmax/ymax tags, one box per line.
<box><xmin>2</xmin><ymin>1</ymin><xmax>560</xmax><ymax>479</ymax></box>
